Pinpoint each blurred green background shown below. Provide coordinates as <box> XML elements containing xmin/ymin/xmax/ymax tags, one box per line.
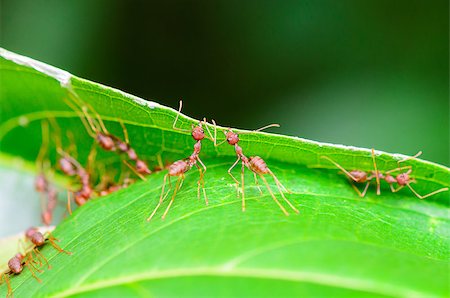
<box><xmin>1</xmin><ymin>0</ymin><xmax>448</xmax><ymax>165</ymax></box>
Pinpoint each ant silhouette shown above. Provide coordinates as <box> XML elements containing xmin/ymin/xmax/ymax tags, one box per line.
<box><xmin>147</xmin><ymin>101</ymin><xmax>211</xmax><ymax>221</ymax></box>
<box><xmin>321</xmin><ymin>149</ymin><xmax>449</xmax><ymax>199</ymax></box>
<box><xmin>208</xmin><ymin>120</ymin><xmax>299</xmax><ymax>216</ymax></box>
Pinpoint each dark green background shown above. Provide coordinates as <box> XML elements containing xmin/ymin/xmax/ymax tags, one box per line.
<box><xmin>1</xmin><ymin>0</ymin><xmax>448</xmax><ymax>165</ymax></box>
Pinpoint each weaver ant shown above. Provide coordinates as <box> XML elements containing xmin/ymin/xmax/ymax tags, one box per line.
<box><xmin>321</xmin><ymin>149</ymin><xmax>449</xmax><ymax>199</ymax></box>
<box><xmin>147</xmin><ymin>101</ymin><xmax>210</xmax><ymax>221</ymax></box>
<box><xmin>65</xmin><ymin>95</ymin><xmax>150</xmax><ymax>178</ymax></box>
<box><xmin>209</xmin><ymin>120</ymin><xmax>299</xmax><ymax>216</ymax></box>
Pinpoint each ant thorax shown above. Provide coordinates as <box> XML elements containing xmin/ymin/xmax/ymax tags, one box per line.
<box><xmin>349</xmin><ymin>170</ymin><xmax>367</xmax><ymax>182</ymax></box>
<box><xmin>59</xmin><ymin>158</ymin><xmax>76</xmax><ymax>176</ymax></box>
<box><xmin>384</xmin><ymin>174</ymin><xmax>396</xmax><ymax>184</ymax></box>
<box><xmin>191</xmin><ymin>126</ymin><xmax>205</xmax><ymax>141</ymax></box>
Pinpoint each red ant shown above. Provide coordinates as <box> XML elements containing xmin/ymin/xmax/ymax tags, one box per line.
<box><xmin>209</xmin><ymin>121</ymin><xmax>299</xmax><ymax>216</ymax></box>
<box><xmin>321</xmin><ymin>149</ymin><xmax>449</xmax><ymax>199</ymax></box>
<box><xmin>65</xmin><ymin>95</ymin><xmax>151</xmax><ymax>178</ymax></box>
<box><xmin>1</xmin><ymin>251</ymin><xmax>44</xmax><ymax>297</ymax></box>
<box><xmin>147</xmin><ymin>101</ymin><xmax>210</xmax><ymax>221</ymax></box>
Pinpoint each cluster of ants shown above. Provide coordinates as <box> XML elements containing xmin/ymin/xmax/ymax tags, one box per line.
<box><xmin>1</xmin><ymin>96</ymin><xmax>448</xmax><ymax>296</ymax></box>
<box><xmin>0</xmin><ymin>227</ymin><xmax>70</xmax><ymax>297</ymax></box>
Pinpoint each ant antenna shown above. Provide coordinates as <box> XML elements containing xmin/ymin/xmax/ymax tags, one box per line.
<box><xmin>172</xmin><ymin>100</ymin><xmax>192</xmax><ymax>133</ymax></box>
<box><xmin>399</xmin><ymin>151</ymin><xmax>423</xmax><ymax>164</ymax></box>
<box><xmin>371</xmin><ymin>149</ymin><xmax>381</xmax><ymax>195</ymax></box>
<box><xmin>254</xmin><ymin>123</ymin><xmax>280</xmax><ymax>132</ymax></box>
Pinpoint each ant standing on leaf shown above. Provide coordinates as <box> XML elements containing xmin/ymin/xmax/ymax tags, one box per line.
<box><xmin>64</xmin><ymin>94</ymin><xmax>151</xmax><ymax>180</ymax></box>
<box><xmin>147</xmin><ymin>101</ymin><xmax>211</xmax><ymax>221</ymax></box>
<box><xmin>208</xmin><ymin>120</ymin><xmax>299</xmax><ymax>216</ymax></box>
<box><xmin>321</xmin><ymin>149</ymin><xmax>449</xmax><ymax>199</ymax></box>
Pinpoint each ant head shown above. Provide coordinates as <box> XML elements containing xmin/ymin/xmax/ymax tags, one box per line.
<box><xmin>59</xmin><ymin>157</ymin><xmax>76</xmax><ymax>176</ymax></box>
<box><xmin>191</xmin><ymin>125</ymin><xmax>205</xmax><ymax>141</ymax></box>
<box><xmin>396</xmin><ymin>172</ymin><xmax>410</xmax><ymax>186</ymax></box>
<box><xmin>225</xmin><ymin>130</ymin><xmax>239</xmax><ymax>145</ymax></box>
<box><xmin>8</xmin><ymin>256</ymin><xmax>23</xmax><ymax>274</ymax></box>
<box><xmin>349</xmin><ymin>170</ymin><xmax>367</xmax><ymax>182</ymax></box>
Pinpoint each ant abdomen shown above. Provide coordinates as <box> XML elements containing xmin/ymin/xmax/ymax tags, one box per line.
<box><xmin>59</xmin><ymin>158</ymin><xmax>76</xmax><ymax>176</ymax></box>
<box><xmin>97</xmin><ymin>133</ymin><xmax>115</xmax><ymax>151</ymax></box>
<box><xmin>169</xmin><ymin>160</ymin><xmax>189</xmax><ymax>176</ymax></box>
<box><xmin>249</xmin><ymin>156</ymin><xmax>269</xmax><ymax>174</ymax></box>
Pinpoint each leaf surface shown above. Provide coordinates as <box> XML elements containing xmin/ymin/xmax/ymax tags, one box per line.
<box><xmin>0</xmin><ymin>48</ymin><xmax>449</xmax><ymax>297</ymax></box>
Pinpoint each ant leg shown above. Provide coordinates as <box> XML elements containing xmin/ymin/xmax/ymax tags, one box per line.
<box><xmin>406</xmin><ymin>184</ymin><xmax>449</xmax><ymax>200</ymax></box>
<box><xmin>385</xmin><ymin>166</ymin><xmax>412</xmax><ymax>175</ymax></box>
<box><xmin>389</xmin><ymin>184</ymin><xmax>404</xmax><ymax>193</ymax></box>
<box><xmin>194</xmin><ymin>164</ymin><xmax>203</xmax><ymax>200</ymax></box>
<box><xmin>1</xmin><ymin>274</ymin><xmax>12</xmax><ymax>297</ymax></box>
<box><xmin>241</xmin><ymin>162</ymin><xmax>246</xmax><ymax>212</ymax></box>
<box><xmin>321</xmin><ymin>156</ymin><xmax>360</xmax><ymax>182</ymax></box>
<box><xmin>267</xmin><ymin>171</ymin><xmax>299</xmax><ymax>213</ymax></box>
<box><xmin>67</xmin><ymin>192</ymin><xmax>73</xmax><ymax>215</ymax></box>
<box><xmin>172</xmin><ymin>100</ymin><xmax>192</xmax><ymax>133</ymax></box>
<box><xmin>360</xmin><ymin>182</ymin><xmax>371</xmax><ymax>197</ymax></box>
<box><xmin>64</xmin><ymin>98</ymin><xmax>98</xmax><ymax>138</ymax></box>
<box><xmin>202</xmin><ymin>118</ymin><xmax>215</xmax><ymax>143</ymax></box>
<box><xmin>123</xmin><ymin>160</ymin><xmax>147</xmax><ymax>181</ymax></box>
<box><xmin>210</xmin><ymin>120</ymin><xmax>228</xmax><ymax>147</ymax></box>
<box><xmin>371</xmin><ymin>149</ymin><xmax>381</xmax><ymax>195</ymax></box>
<box><xmin>24</xmin><ymin>256</ymin><xmax>42</xmax><ymax>283</ymax></box>
<box><xmin>162</xmin><ymin>175</ymin><xmax>184</xmax><ymax>220</ymax></box>
<box><xmin>197</xmin><ymin>157</ymin><xmax>208</xmax><ymax>205</ymax></box>
<box><xmin>349</xmin><ymin>181</ymin><xmax>367</xmax><ymax>197</ymax></box>
<box><xmin>228</xmin><ymin>158</ymin><xmax>241</xmax><ymax>198</ymax></box>
<box><xmin>259</xmin><ymin>175</ymin><xmax>289</xmax><ymax>216</ymax></box>
<box><xmin>147</xmin><ymin>174</ymin><xmax>170</xmax><ymax>221</ymax></box>
<box><xmin>46</xmin><ymin>233</ymin><xmax>72</xmax><ymax>255</ymax></box>
<box><xmin>253</xmin><ymin>172</ymin><xmax>263</xmax><ymax>195</ymax></box>
<box><xmin>36</xmin><ymin>120</ymin><xmax>50</xmax><ymax>170</ymax></box>
<box><xmin>268</xmin><ymin>169</ymin><xmax>292</xmax><ymax>194</ymax></box>
<box><xmin>119</xmin><ymin>120</ymin><xmax>130</xmax><ymax>144</ymax></box>
<box><xmin>33</xmin><ymin>249</ymin><xmax>51</xmax><ymax>270</ymax></box>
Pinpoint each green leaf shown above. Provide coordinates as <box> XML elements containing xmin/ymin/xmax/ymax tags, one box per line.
<box><xmin>1</xmin><ymin>48</ymin><xmax>449</xmax><ymax>297</ymax></box>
